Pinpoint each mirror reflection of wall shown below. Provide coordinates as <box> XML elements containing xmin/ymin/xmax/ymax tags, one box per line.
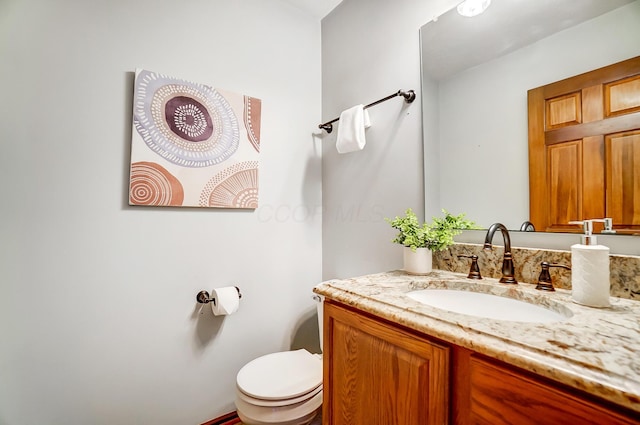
<box><xmin>421</xmin><ymin>0</ymin><xmax>640</xmax><ymax>231</ymax></box>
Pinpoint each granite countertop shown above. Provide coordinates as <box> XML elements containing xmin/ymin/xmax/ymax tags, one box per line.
<box><xmin>314</xmin><ymin>270</ymin><xmax>640</xmax><ymax>413</ymax></box>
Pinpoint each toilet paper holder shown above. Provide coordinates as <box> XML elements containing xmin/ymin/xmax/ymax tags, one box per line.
<box><xmin>196</xmin><ymin>287</ymin><xmax>242</xmax><ymax>306</ymax></box>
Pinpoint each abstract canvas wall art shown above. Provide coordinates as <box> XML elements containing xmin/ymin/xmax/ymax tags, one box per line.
<box><xmin>129</xmin><ymin>69</ymin><xmax>262</xmax><ymax>208</ymax></box>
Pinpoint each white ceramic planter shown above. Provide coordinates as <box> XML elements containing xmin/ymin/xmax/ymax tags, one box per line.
<box><xmin>403</xmin><ymin>247</ymin><xmax>433</xmax><ymax>275</ymax></box>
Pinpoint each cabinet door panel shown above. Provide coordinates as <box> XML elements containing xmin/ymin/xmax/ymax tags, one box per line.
<box><xmin>606</xmin><ymin>130</ymin><xmax>640</xmax><ymax>227</ymax></box>
<box><xmin>606</xmin><ymin>75</ymin><xmax>640</xmax><ymax>116</ymax></box>
<box><xmin>323</xmin><ymin>302</ymin><xmax>449</xmax><ymax>425</ymax></box>
<box><xmin>545</xmin><ymin>92</ymin><xmax>581</xmax><ymax>129</ymax></box>
<box><xmin>546</xmin><ymin>140</ymin><xmax>581</xmax><ymax>228</ymax></box>
<box><xmin>468</xmin><ymin>355</ymin><xmax>638</xmax><ymax>425</ymax></box>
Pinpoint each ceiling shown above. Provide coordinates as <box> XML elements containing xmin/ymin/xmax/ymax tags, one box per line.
<box><xmin>421</xmin><ymin>0</ymin><xmax>636</xmax><ymax>80</ymax></box>
<box><xmin>283</xmin><ymin>0</ymin><xmax>344</xmax><ymax>18</ymax></box>
<box><xmin>287</xmin><ymin>0</ymin><xmax>636</xmax><ymax>73</ymax></box>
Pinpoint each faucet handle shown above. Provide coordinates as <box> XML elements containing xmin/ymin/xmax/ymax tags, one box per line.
<box><xmin>535</xmin><ymin>261</ymin><xmax>571</xmax><ymax>291</ymax></box>
<box><xmin>457</xmin><ymin>255</ymin><xmax>482</xmax><ymax>280</ymax></box>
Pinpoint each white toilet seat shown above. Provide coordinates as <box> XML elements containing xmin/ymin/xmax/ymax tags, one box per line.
<box><xmin>236</xmin><ymin>349</ymin><xmax>322</xmax><ymax>400</ymax></box>
<box><xmin>237</xmin><ymin>409</ymin><xmax>319</xmax><ymax>425</ymax></box>
<box><xmin>237</xmin><ymin>383</ymin><xmax>322</xmax><ymax>407</ymax></box>
<box><xmin>235</xmin><ymin>387</ymin><xmax>322</xmax><ymax>425</ymax></box>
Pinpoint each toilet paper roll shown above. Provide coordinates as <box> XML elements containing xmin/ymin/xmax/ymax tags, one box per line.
<box><xmin>211</xmin><ymin>286</ymin><xmax>240</xmax><ymax>316</ymax></box>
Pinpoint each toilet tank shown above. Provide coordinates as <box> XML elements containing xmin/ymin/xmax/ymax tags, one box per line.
<box><xmin>313</xmin><ymin>294</ymin><xmax>324</xmax><ymax>351</ymax></box>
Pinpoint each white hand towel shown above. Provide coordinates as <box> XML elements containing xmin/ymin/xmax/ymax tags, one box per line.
<box><xmin>336</xmin><ymin>104</ymin><xmax>371</xmax><ymax>154</ymax></box>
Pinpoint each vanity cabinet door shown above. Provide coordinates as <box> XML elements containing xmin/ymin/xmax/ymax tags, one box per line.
<box><xmin>323</xmin><ymin>301</ymin><xmax>450</xmax><ymax>425</ymax></box>
<box><xmin>463</xmin><ymin>353</ymin><xmax>640</xmax><ymax>425</ymax></box>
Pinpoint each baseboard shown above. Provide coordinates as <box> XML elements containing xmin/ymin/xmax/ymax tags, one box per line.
<box><xmin>200</xmin><ymin>410</ymin><xmax>241</xmax><ymax>425</ymax></box>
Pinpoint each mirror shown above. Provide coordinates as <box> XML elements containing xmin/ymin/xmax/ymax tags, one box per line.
<box><xmin>420</xmin><ymin>0</ymin><xmax>640</xmax><ymax>232</ymax></box>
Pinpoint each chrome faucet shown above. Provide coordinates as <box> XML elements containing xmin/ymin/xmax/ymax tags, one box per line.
<box><xmin>519</xmin><ymin>220</ymin><xmax>535</xmax><ymax>232</ymax></box>
<box><xmin>483</xmin><ymin>223</ymin><xmax>517</xmax><ymax>284</ymax></box>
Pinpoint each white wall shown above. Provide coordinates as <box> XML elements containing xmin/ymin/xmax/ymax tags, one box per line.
<box><xmin>321</xmin><ymin>0</ymin><xmax>458</xmax><ymax>279</ymax></box>
<box><xmin>0</xmin><ymin>1</ymin><xmax>322</xmax><ymax>424</ymax></box>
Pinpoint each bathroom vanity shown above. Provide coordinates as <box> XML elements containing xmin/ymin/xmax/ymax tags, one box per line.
<box><xmin>314</xmin><ymin>271</ymin><xmax>640</xmax><ymax>425</ymax></box>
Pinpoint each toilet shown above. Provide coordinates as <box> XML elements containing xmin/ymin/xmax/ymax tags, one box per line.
<box><xmin>235</xmin><ymin>295</ymin><xmax>324</xmax><ymax>425</ymax></box>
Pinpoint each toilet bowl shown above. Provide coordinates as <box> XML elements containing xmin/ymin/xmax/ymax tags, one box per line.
<box><xmin>235</xmin><ymin>296</ymin><xmax>324</xmax><ymax>425</ymax></box>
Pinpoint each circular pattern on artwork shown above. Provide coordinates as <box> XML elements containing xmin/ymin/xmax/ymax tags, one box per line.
<box><xmin>244</xmin><ymin>95</ymin><xmax>261</xmax><ymax>152</ymax></box>
<box><xmin>199</xmin><ymin>161</ymin><xmax>259</xmax><ymax>209</ymax></box>
<box><xmin>165</xmin><ymin>96</ymin><xmax>213</xmax><ymax>141</ymax></box>
<box><xmin>133</xmin><ymin>70</ymin><xmax>239</xmax><ymax>168</ymax></box>
<box><xmin>129</xmin><ymin>162</ymin><xmax>184</xmax><ymax>206</ymax></box>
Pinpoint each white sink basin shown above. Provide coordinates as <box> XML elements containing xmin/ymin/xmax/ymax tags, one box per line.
<box><xmin>407</xmin><ymin>289</ymin><xmax>571</xmax><ymax>323</ymax></box>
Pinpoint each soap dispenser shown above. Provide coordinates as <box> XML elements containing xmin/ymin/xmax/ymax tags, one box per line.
<box><xmin>568</xmin><ymin>220</ymin><xmax>610</xmax><ymax>307</ymax></box>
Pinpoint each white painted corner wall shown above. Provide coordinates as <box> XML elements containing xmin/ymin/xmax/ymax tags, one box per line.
<box><xmin>320</xmin><ymin>0</ymin><xmax>459</xmax><ymax>279</ymax></box>
<box><xmin>0</xmin><ymin>0</ymin><xmax>322</xmax><ymax>424</ymax></box>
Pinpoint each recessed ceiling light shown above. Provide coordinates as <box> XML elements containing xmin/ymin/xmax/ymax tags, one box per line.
<box><xmin>457</xmin><ymin>0</ymin><xmax>491</xmax><ymax>17</ymax></box>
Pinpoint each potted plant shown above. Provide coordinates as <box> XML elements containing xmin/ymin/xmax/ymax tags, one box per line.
<box><xmin>387</xmin><ymin>208</ymin><xmax>476</xmax><ymax>274</ymax></box>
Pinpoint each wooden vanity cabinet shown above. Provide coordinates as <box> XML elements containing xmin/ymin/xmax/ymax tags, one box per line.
<box><xmin>454</xmin><ymin>349</ymin><xmax>640</xmax><ymax>425</ymax></box>
<box><xmin>323</xmin><ymin>300</ymin><xmax>640</xmax><ymax>425</ymax></box>
<box><xmin>322</xmin><ymin>301</ymin><xmax>450</xmax><ymax>425</ymax></box>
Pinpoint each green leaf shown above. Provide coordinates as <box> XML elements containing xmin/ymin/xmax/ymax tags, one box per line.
<box><xmin>385</xmin><ymin>208</ymin><xmax>478</xmax><ymax>251</ymax></box>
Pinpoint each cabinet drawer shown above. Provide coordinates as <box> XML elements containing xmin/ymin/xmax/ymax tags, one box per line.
<box><xmin>468</xmin><ymin>355</ymin><xmax>639</xmax><ymax>425</ymax></box>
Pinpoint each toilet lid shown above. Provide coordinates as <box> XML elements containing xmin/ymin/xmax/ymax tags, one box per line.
<box><xmin>236</xmin><ymin>383</ymin><xmax>322</xmax><ymax>407</ymax></box>
<box><xmin>237</xmin><ymin>349</ymin><xmax>322</xmax><ymax>400</ymax></box>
